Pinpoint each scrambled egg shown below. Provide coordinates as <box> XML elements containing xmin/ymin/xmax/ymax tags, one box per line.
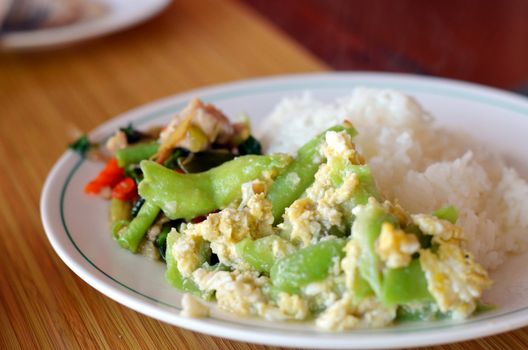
<box><xmin>420</xmin><ymin>243</ymin><xmax>492</xmax><ymax>318</ymax></box>
<box><xmin>302</xmin><ymin>278</ymin><xmax>340</xmax><ymax>311</ymax></box>
<box><xmin>341</xmin><ymin>239</ymin><xmax>361</xmax><ymax>290</ymax></box>
<box><xmin>178</xmin><ymin>188</ymin><xmax>274</xmax><ymax>267</ymax></box>
<box><xmin>315</xmin><ymin>294</ymin><xmax>396</xmax><ymax>331</ymax></box>
<box><xmin>166</xmin><ymin>129</ymin><xmax>492</xmax><ymax>330</ymax></box>
<box><xmin>193</xmin><ymin>269</ymin><xmax>269</xmax><ymax>316</ymax></box>
<box><xmin>411</xmin><ymin>214</ymin><xmax>463</xmax><ymax>243</ymax></box>
<box><xmin>171</xmin><ymin>232</ymin><xmax>207</xmax><ymax>277</ymax></box>
<box><xmin>323</xmin><ymin>130</ymin><xmax>364</xmax><ymax>165</ymax></box>
<box><xmin>281</xmin><ymin>198</ymin><xmax>321</xmax><ymax>247</ymax></box>
<box><xmin>192</xmin><ymin>268</ymin><xmax>310</xmax><ymax>321</ymax></box>
<box><xmin>375</xmin><ymin>222</ymin><xmax>420</xmax><ymax>268</ymax></box>
<box><xmin>180</xmin><ymin>293</ymin><xmax>209</xmax><ymax>318</ymax></box>
<box><xmin>271</xmin><ymin>237</ymin><xmax>296</xmax><ymax>259</ymax></box>
<box><xmin>382</xmin><ymin>200</ymin><xmax>412</xmax><ymax>226</ymax></box>
<box><xmin>277</xmin><ymin>293</ymin><xmax>310</xmax><ymax>320</ymax></box>
<box><xmin>411</xmin><ymin>213</ymin><xmax>492</xmax><ymax>318</ymax></box>
<box><xmin>280</xmin><ymin>131</ymin><xmax>363</xmax><ymax>246</ymax></box>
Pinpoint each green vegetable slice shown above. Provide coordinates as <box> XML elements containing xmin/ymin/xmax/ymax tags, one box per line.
<box><xmin>115</xmin><ymin>141</ymin><xmax>159</xmax><ymax>168</ymax></box>
<box><xmin>352</xmin><ymin>201</ymin><xmax>397</xmax><ymax>297</ymax></box>
<box><xmin>139</xmin><ymin>154</ymin><xmax>291</xmax><ymax>220</ymax></box>
<box><xmin>165</xmin><ymin>230</ymin><xmax>204</xmax><ymax>297</ymax></box>
<box><xmin>235</xmin><ymin>235</ymin><xmax>293</xmax><ymax>274</ymax></box>
<box><xmin>271</xmin><ymin>239</ymin><xmax>346</xmax><ymax>294</ymax></box>
<box><xmin>117</xmin><ymin>200</ymin><xmax>160</xmax><ymax>253</ymax></box>
<box><xmin>432</xmin><ymin>205</ymin><xmax>459</xmax><ymax>224</ymax></box>
<box><xmin>267</xmin><ymin>124</ymin><xmax>357</xmax><ymax>223</ymax></box>
<box><xmin>381</xmin><ymin>259</ymin><xmax>433</xmax><ymax>306</ymax></box>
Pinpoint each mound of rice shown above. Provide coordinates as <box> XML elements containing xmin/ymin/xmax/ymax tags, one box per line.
<box><xmin>258</xmin><ymin>88</ymin><xmax>528</xmax><ymax>270</ymax></box>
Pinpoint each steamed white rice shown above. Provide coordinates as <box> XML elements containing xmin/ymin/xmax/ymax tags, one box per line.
<box><xmin>258</xmin><ymin>88</ymin><xmax>528</xmax><ymax>270</ymax></box>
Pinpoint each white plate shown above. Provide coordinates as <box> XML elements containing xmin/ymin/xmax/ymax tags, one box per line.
<box><xmin>1</xmin><ymin>0</ymin><xmax>171</xmax><ymax>50</ymax></box>
<box><xmin>40</xmin><ymin>73</ymin><xmax>528</xmax><ymax>349</ymax></box>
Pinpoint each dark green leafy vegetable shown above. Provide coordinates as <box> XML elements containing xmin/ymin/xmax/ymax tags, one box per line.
<box><xmin>131</xmin><ymin>197</ymin><xmax>145</xmax><ymax>217</ymax></box>
<box><xmin>407</xmin><ymin>224</ymin><xmax>432</xmax><ymax>249</ymax></box>
<box><xmin>163</xmin><ymin>148</ymin><xmax>189</xmax><ymax>170</ymax></box>
<box><xmin>176</xmin><ymin>155</ymin><xmax>193</xmax><ymax>174</ymax></box>
<box><xmin>155</xmin><ymin>225</ymin><xmax>171</xmax><ymax>262</ymax></box>
<box><xmin>69</xmin><ymin>135</ymin><xmax>91</xmax><ymax>156</ymax></box>
<box><xmin>120</xmin><ymin>124</ymin><xmax>144</xmax><ymax>143</ymax></box>
<box><xmin>125</xmin><ymin>164</ymin><xmax>143</xmax><ymax>184</ymax></box>
<box><xmin>208</xmin><ymin>253</ymin><xmax>220</xmax><ymax>266</ymax></box>
<box><xmin>237</xmin><ymin>135</ymin><xmax>262</xmax><ymax>155</ymax></box>
<box><xmin>178</xmin><ymin>150</ymin><xmax>236</xmax><ymax>173</ymax></box>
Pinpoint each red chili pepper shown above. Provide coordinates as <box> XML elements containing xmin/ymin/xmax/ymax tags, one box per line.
<box><xmin>111</xmin><ymin>177</ymin><xmax>137</xmax><ymax>201</ymax></box>
<box><xmin>84</xmin><ymin>158</ymin><xmax>125</xmax><ymax>195</ymax></box>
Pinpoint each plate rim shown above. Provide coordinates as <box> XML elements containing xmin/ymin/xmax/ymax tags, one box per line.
<box><xmin>40</xmin><ymin>72</ymin><xmax>528</xmax><ymax>349</ymax></box>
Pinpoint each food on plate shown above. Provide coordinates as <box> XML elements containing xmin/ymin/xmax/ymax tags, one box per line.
<box><xmin>260</xmin><ymin>89</ymin><xmax>528</xmax><ymax>271</ymax></box>
<box><xmin>77</xmin><ymin>89</ymin><xmax>528</xmax><ymax>330</ymax></box>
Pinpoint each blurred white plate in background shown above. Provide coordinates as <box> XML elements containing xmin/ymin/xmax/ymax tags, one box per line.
<box><xmin>1</xmin><ymin>0</ymin><xmax>171</xmax><ymax>50</ymax></box>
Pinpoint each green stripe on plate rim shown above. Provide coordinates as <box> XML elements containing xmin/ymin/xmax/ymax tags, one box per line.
<box><xmin>59</xmin><ymin>77</ymin><xmax>528</xmax><ymax>334</ymax></box>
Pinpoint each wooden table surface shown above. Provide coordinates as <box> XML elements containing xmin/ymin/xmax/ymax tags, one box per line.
<box><xmin>1</xmin><ymin>0</ymin><xmax>527</xmax><ymax>349</ymax></box>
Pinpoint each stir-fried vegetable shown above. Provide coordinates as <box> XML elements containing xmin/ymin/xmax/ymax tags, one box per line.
<box><xmin>117</xmin><ymin>201</ymin><xmax>160</xmax><ymax>252</ymax></box>
<box><xmin>381</xmin><ymin>259</ymin><xmax>433</xmax><ymax>305</ymax></box>
<box><xmin>433</xmin><ymin>205</ymin><xmax>459</xmax><ymax>224</ymax></box>
<box><xmin>156</xmin><ymin>106</ymin><xmax>196</xmax><ymax>164</ymax></box>
<box><xmin>69</xmin><ymin>134</ymin><xmax>91</xmax><ymax>156</ymax></box>
<box><xmin>130</xmin><ymin>197</ymin><xmax>145</xmax><ymax>217</ymax></box>
<box><xmin>237</xmin><ymin>135</ymin><xmax>262</xmax><ymax>155</ymax></box>
<box><xmin>110</xmin><ymin>198</ymin><xmax>131</xmax><ymax>239</ymax></box>
<box><xmin>138</xmin><ymin>154</ymin><xmax>292</xmax><ymax>220</ymax></box>
<box><xmin>120</xmin><ymin>124</ymin><xmax>145</xmax><ymax>143</ymax></box>
<box><xmin>115</xmin><ymin>141</ymin><xmax>159</xmax><ymax>167</ymax></box>
<box><xmin>111</xmin><ymin>177</ymin><xmax>137</xmax><ymax>201</ymax></box>
<box><xmin>176</xmin><ymin>150</ymin><xmax>236</xmax><ymax>173</ymax></box>
<box><xmin>155</xmin><ymin>225</ymin><xmax>171</xmax><ymax>261</ymax></box>
<box><xmin>352</xmin><ymin>201</ymin><xmax>397</xmax><ymax>297</ymax></box>
<box><xmin>271</xmin><ymin>239</ymin><xmax>346</xmax><ymax>294</ymax></box>
<box><xmin>85</xmin><ymin>158</ymin><xmax>125</xmax><ymax>195</ymax></box>
<box><xmin>165</xmin><ymin>230</ymin><xmax>204</xmax><ymax>296</ymax></box>
<box><xmin>267</xmin><ymin>123</ymin><xmax>357</xmax><ymax>223</ymax></box>
<box><xmin>235</xmin><ymin>235</ymin><xmax>292</xmax><ymax>274</ymax></box>
<box><xmin>80</xmin><ymin>96</ymin><xmax>492</xmax><ymax>330</ymax></box>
